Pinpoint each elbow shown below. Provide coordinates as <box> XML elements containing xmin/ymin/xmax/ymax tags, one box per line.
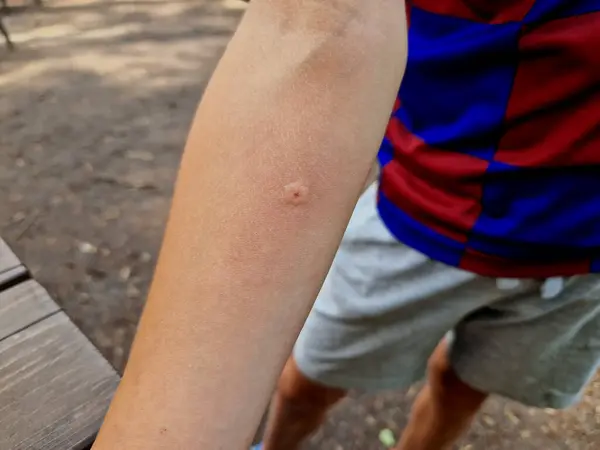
<box><xmin>249</xmin><ymin>0</ymin><xmax>407</xmax><ymax>47</ymax></box>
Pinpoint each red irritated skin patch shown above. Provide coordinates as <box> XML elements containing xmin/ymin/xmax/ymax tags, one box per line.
<box><xmin>283</xmin><ymin>181</ymin><xmax>310</xmax><ymax>206</ymax></box>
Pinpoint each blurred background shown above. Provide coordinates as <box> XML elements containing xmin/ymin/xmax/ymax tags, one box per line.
<box><xmin>0</xmin><ymin>1</ymin><xmax>598</xmax><ymax>448</ymax></box>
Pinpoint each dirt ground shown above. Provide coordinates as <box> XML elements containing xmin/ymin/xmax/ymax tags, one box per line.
<box><xmin>0</xmin><ymin>1</ymin><xmax>598</xmax><ymax>449</ymax></box>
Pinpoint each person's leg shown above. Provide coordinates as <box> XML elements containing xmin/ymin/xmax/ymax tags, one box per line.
<box><xmin>395</xmin><ymin>340</ymin><xmax>488</xmax><ymax>450</ymax></box>
<box><xmin>396</xmin><ymin>275</ymin><xmax>600</xmax><ymax>450</ymax></box>
<box><xmin>262</xmin><ymin>357</ymin><xmax>346</xmax><ymax>450</ymax></box>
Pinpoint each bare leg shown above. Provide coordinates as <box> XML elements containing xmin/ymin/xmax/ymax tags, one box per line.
<box><xmin>396</xmin><ymin>341</ymin><xmax>488</xmax><ymax>450</ymax></box>
<box><xmin>262</xmin><ymin>357</ymin><xmax>346</xmax><ymax>450</ymax></box>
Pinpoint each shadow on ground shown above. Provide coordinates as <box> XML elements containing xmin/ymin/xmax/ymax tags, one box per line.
<box><xmin>0</xmin><ymin>1</ymin><xmax>598</xmax><ymax>449</ymax></box>
<box><xmin>1</xmin><ymin>0</ymin><xmax>243</xmax><ymax>368</ymax></box>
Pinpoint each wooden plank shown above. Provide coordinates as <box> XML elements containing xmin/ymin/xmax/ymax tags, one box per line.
<box><xmin>0</xmin><ymin>238</ymin><xmax>21</xmax><ymax>273</ymax></box>
<box><xmin>0</xmin><ymin>312</ymin><xmax>120</xmax><ymax>450</ymax></box>
<box><xmin>0</xmin><ymin>239</ymin><xmax>28</xmax><ymax>291</ymax></box>
<box><xmin>0</xmin><ymin>265</ymin><xmax>29</xmax><ymax>292</ymax></box>
<box><xmin>0</xmin><ymin>280</ymin><xmax>59</xmax><ymax>341</ymax></box>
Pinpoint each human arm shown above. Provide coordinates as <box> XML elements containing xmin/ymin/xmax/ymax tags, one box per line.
<box><xmin>93</xmin><ymin>1</ymin><xmax>407</xmax><ymax>448</ymax></box>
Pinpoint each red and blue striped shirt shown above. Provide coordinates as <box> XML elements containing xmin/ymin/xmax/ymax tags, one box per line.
<box><xmin>378</xmin><ymin>0</ymin><xmax>600</xmax><ymax>277</ymax></box>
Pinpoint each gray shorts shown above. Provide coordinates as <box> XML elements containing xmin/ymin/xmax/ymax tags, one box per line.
<box><xmin>294</xmin><ymin>184</ymin><xmax>600</xmax><ymax>409</ymax></box>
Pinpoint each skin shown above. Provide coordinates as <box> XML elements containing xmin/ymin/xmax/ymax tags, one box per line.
<box><xmin>261</xmin><ymin>343</ymin><xmax>488</xmax><ymax>450</ymax></box>
<box><xmin>92</xmin><ymin>1</ymin><xmax>407</xmax><ymax>449</ymax></box>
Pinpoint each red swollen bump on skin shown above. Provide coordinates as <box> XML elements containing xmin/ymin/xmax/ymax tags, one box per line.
<box><xmin>283</xmin><ymin>181</ymin><xmax>309</xmax><ymax>206</ymax></box>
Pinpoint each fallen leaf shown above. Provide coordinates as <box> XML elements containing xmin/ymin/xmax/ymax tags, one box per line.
<box><xmin>504</xmin><ymin>407</ymin><xmax>520</xmax><ymax>425</ymax></box>
<box><xmin>379</xmin><ymin>429</ymin><xmax>396</xmax><ymax>448</ymax></box>
<box><xmin>482</xmin><ymin>415</ymin><xmax>496</xmax><ymax>427</ymax></box>
<box><xmin>78</xmin><ymin>241</ymin><xmax>98</xmax><ymax>254</ymax></box>
<box><xmin>120</xmin><ymin>266</ymin><xmax>132</xmax><ymax>281</ymax></box>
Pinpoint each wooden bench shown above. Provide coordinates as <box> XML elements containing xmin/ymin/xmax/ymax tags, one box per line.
<box><xmin>0</xmin><ymin>238</ymin><xmax>119</xmax><ymax>449</ymax></box>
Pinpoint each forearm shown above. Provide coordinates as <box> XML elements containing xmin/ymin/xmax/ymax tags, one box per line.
<box><xmin>94</xmin><ymin>1</ymin><xmax>406</xmax><ymax>448</ymax></box>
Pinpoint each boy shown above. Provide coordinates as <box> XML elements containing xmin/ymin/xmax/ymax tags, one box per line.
<box><xmin>94</xmin><ymin>2</ymin><xmax>600</xmax><ymax>449</ymax></box>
